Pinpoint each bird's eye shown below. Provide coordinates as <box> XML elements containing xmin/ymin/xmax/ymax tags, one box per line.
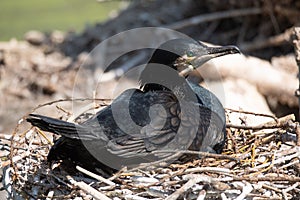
<box><xmin>186</xmin><ymin>50</ymin><xmax>194</xmax><ymax>57</ymax></box>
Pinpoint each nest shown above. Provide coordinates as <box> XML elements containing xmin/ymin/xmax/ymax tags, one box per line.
<box><xmin>2</xmin><ymin>99</ymin><xmax>300</xmax><ymax>200</ymax></box>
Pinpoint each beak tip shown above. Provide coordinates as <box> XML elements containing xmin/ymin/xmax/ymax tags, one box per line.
<box><xmin>228</xmin><ymin>46</ymin><xmax>241</xmax><ymax>55</ymax></box>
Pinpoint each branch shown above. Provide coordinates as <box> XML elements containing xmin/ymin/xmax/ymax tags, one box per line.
<box><xmin>76</xmin><ymin>166</ymin><xmax>115</xmax><ymax>186</ymax></box>
<box><xmin>66</xmin><ymin>175</ymin><xmax>111</xmax><ymax>200</ymax></box>
<box><xmin>165</xmin><ymin>8</ymin><xmax>262</xmax><ymax>30</ymax></box>
<box><xmin>239</xmin><ymin>27</ymin><xmax>293</xmax><ymax>52</ymax></box>
<box><xmin>226</xmin><ymin>114</ymin><xmax>295</xmax><ymax>130</ymax></box>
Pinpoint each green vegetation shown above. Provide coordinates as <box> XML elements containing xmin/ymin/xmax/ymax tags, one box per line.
<box><xmin>0</xmin><ymin>0</ymin><xmax>121</xmax><ymax>41</ymax></box>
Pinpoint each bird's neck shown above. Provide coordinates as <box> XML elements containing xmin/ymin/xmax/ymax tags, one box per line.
<box><xmin>139</xmin><ymin>50</ymin><xmax>190</xmax><ymax>93</ymax></box>
<box><xmin>141</xmin><ymin>83</ymin><xmax>170</xmax><ymax>92</ymax></box>
<box><xmin>139</xmin><ymin>62</ymin><xmax>186</xmax><ymax>93</ymax></box>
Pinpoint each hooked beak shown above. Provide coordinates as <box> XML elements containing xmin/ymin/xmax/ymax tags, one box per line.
<box><xmin>179</xmin><ymin>44</ymin><xmax>240</xmax><ymax>77</ymax></box>
<box><xmin>192</xmin><ymin>45</ymin><xmax>240</xmax><ymax>67</ymax></box>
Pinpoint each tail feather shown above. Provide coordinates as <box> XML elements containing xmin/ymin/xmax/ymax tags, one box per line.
<box><xmin>26</xmin><ymin>114</ymin><xmax>94</xmax><ymax>140</ymax></box>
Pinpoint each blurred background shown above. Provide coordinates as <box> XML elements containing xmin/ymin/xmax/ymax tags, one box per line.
<box><xmin>0</xmin><ymin>0</ymin><xmax>299</xmax><ymax>134</ymax></box>
<box><xmin>0</xmin><ymin>0</ymin><xmax>122</xmax><ymax>40</ymax></box>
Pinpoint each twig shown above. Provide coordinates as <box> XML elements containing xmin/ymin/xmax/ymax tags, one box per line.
<box><xmin>239</xmin><ymin>27</ymin><xmax>293</xmax><ymax>52</ymax></box>
<box><xmin>2</xmin><ymin>151</ymin><xmax>30</xmax><ymax>167</ymax></box>
<box><xmin>46</xmin><ymin>172</ymin><xmax>72</xmax><ymax>188</ymax></box>
<box><xmin>46</xmin><ymin>190</ymin><xmax>54</xmax><ymax>200</ymax></box>
<box><xmin>33</xmin><ymin>97</ymin><xmax>112</xmax><ymax>112</ymax></box>
<box><xmin>274</xmin><ymin>5</ymin><xmax>300</xmax><ymax>19</ymax></box>
<box><xmin>231</xmin><ymin>175</ymin><xmax>300</xmax><ymax>182</ymax></box>
<box><xmin>55</xmin><ymin>105</ymin><xmax>72</xmax><ymax>116</ymax></box>
<box><xmin>165</xmin><ymin>8</ymin><xmax>262</xmax><ymax>30</ymax></box>
<box><xmin>265</xmin><ymin>0</ymin><xmax>281</xmax><ymax>34</ymax></box>
<box><xmin>10</xmin><ymin>118</ymin><xmax>25</xmax><ymax>171</ymax></box>
<box><xmin>225</xmin><ymin>108</ymin><xmax>277</xmax><ymax>121</ymax></box>
<box><xmin>166</xmin><ymin>175</ymin><xmax>209</xmax><ymax>200</ymax></box>
<box><xmin>35</xmin><ymin>127</ymin><xmax>54</xmax><ymax>145</ymax></box>
<box><xmin>66</xmin><ymin>175</ymin><xmax>111</xmax><ymax>200</ymax></box>
<box><xmin>197</xmin><ymin>190</ymin><xmax>206</xmax><ymax>200</ymax></box>
<box><xmin>0</xmin><ymin>133</ymin><xmax>13</xmax><ymax>141</ymax></box>
<box><xmin>226</xmin><ymin>114</ymin><xmax>295</xmax><ymax>130</ymax></box>
<box><xmin>108</xmin><ymin>166</ymin><xmax>127</xmax><ymax>181</ymax></box>
<box><xmin>279</xmin><ymin>159</ymin><xmax>299</xmax><ymax>169</ymax></box>
<box><xmin>124</xmin><ymin>194</ymin><xmax>158</xmax><ymax>200</ymax></box>
<box><xmin>296</xmin><ymin>125</ymin><xmax>300</xmax><ymax>146</ymax></box>
<box><xmin>220</xmin><ymin>193</ymin><xmax>228</xmax><ymax>200</ymax></box>
<box><xmin>235</xmin><ymin>182</ymin><xmax>253</xmax><ymax>200</ymax></box>
<box><xmin>282</xmin><ymin>182</ymin><xmax>299</xmax><ymax>196</ymax></box>
<box><xmin>67</xmin><ymin>102</ymin><xmax>99</xmax><ymax>122</ymax></box>
<box><xmin>240</xmin><ymin>147</ymin><xmax>300</xmax><ymax>173</ymax></box>
<box><xmin>262</xmin><ymin>184</ymin><xmax>282</xmax><ymax>193</ymax></box>
<box><xmin>76</xmin><ymin>166</ymin><xmax>115</xmax><ymax>186</ymax></box>
<box><xmin>183</xmin><ymin>167</ymin><xmax>231</xmax><ymax>174</ymax></box>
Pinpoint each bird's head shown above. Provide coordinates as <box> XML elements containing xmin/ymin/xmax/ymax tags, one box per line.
<box><xmin>148</xmin><ymin>38</ymin><xmax>240</xmax><ymax>77</ymax></box>
<box><xmin>140</xmin><ymin>38</ymin><xmax>240</xmax><ymax>91</ymax></box>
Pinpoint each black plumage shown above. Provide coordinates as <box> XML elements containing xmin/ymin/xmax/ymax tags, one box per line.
<box><xmin>27</xmin><ymin>39</ymin><xmax>239</xmax><ymax>174</ymax></box>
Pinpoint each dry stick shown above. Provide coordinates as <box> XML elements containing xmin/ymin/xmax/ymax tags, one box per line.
<box><xmin>230</xmin><ymin>175</ymin><xmax>300</xmax><ymax>182</ymax></box>
<box><xmin>108</xmin><ymin>166</ymin><xmax>127</xmax><ymax>181</ymax></box>
<box><xmin>197</xmin><ymin>190</ymin><xmax>206</xmax><ymax>200</ymax></box>
<box><xmin>45</xmin><ymin>172</ymin><xmax>73</xmax><ymax>188</ymax></box>
<box><xmin>46</xmin><ymin>191</ymin><xmax>54</xmax><ymax>200</ymax></box>
<box><xmin>279</xmin><ymin>159</ymin><xmax>299</xmax><ymax>169</ymax></box>
<box><xmin>239</xmin><ymin>27</ymin><xmax>294</xmax><ymax>52</ymax></box>
<box><xmin>282</xmin><ymin>182</ymin><xmax>299</xmax><ymax>195</ymax></box>
<box><xmin>2</xmin><ymin>151</ymin><xmax>30</xmax><ymax>167</ymax></box>
<box><xmin>35</xmin><ymin>127</ymin><xmax>54</xmax><ymax>145</ymax></box>
<box><xmin>165</xmin><ymin>175</ymin><xmax>209</xmax><ymax>200</ymax></box>
<box><xmin>0</xmin><ymin>133</ymin><xmax>13</xmax><ymax>141</ymax></box>
<box><xmin>262</xmin><ymin>184</ymin><xmax>282</xmax><ymax>193</ymax></box>
<box><xmin>183</xmin><ymin>166</ymin><xmax>231</xmax><ymax>174</ymax></box>
<box><xmin>225</xmin><ymin>108</ymin><xmax>277</xmax><ymax>121</ymax></box>
<box><xmin>55</xmin><ymin>105</ymin><xmax>72</xmax><ymax>116</ymax></box>
<box><xmin>10</xmin><ymin>118</ymin><xmax>25</xmax><ymax>172</ymax></box>
<box><xmin>265</xmin><ymin>0</ymin><xmax>281</xmax><ymax>34</ymax></box>
<box><xmin>165</xmin><ymin>8</ymin><xmax>262</xmax><ymax>30</ymax></box>
<box><xmin>32</xmin><ymin>97</ymin><xmax>112</xmax><ymax>112</ymax></box>
<box><xmin>274</xmin><ymin>4</ymin><xmax>300</xmax><ymax>18</ymax></box>
<box><xmin>296</xmin><ymin>125</ymin><xmax>300</xmax><ymax>147</ymax></box>
<box><xmin>66</xmin><ymin>175</ymin><xmax>111</xmax><ymax>200</ymax></box>
<box><xmin>1</xmin><ymin>130</ymin><xmax>50</xmax><ymax>146</ymax></box>
<box><xmin>226</xmin><ymin>114</ymin><xmax>295</xmax><ymax>130</ymax></box>
<box><xmin>76</xmin><ymin>166</ymin><xmax>115</xmax><ymax>186</ymax></box>
<box><xmin>236</xmin><ymin>182</ymin><xmax>253</xmax><ymax>200</ymax></box>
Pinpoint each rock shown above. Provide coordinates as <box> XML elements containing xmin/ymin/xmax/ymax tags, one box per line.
<box><xmin>50</xmin><ymin>30</ymin><xmax>65</xmax><ymax>44</ymax></box>
<box><xmin>24</xmin><ymin>30</ymin><xmax>46</xmax><ymax>45</ymax></box>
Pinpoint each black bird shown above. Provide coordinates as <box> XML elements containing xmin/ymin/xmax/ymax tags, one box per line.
<box><xmin>27</xmin><ymin>39</ymin><xmax>239</xmax><ymax>174</ymax></box>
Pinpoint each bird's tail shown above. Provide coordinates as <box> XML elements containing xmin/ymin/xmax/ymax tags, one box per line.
<box><xmin>26</xmin><ymin>114</ymin><xmax>93</xmax><ymax>140</ymax></box>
